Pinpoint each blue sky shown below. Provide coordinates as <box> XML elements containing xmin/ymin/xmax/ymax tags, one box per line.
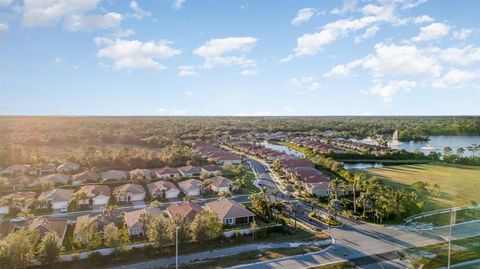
<box><xmin>0</xmin><ymin>0</ymin><xmax>479</xmax><ymax>116</ymax></box>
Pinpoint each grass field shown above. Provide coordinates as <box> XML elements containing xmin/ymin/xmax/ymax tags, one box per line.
<box><xmin>364</xmin><ymin>164</ymin><xmax>480</xmax><ymax>210</ymax></box>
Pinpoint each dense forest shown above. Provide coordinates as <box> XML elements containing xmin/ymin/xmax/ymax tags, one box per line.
<box><xmin>0</xmin><ymin>116</ymin><xmax>478</xmax><ymax>167</ymax></box>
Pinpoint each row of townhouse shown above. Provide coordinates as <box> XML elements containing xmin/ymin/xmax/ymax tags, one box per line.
<box><xmin>189</xmin><ymin>141</ymin><xmax>242</xmax><ymax>165</ymax></box>
<box><xmin>0</xmin><ymin>199</ymin><xmax>256</xmax><ymax>243</ymax></box>
<box><xmin>233</xmin><ymin>141</ymin><xmax>340</xmax><ymax>197</ymax></box>
<box><xmin>0</xmin><ymin>175</ymin><xmax>240</xmax><ymax>214</ymax></box>
<box><xmin>0</xmin><ymin>164</ymin><xmax>224</xmax><ymax>191</ymax></box>
<box><xmin>0</xmin><ymin>162</ymin><xmax>81</xmax><ymax>178</ymax></box>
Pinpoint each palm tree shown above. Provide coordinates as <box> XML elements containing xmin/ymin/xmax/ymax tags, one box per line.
<box><xmin>139</xmin><ymin>212</ymin><xmax>149</xmax><ymax>237</ymax></box>
<box><xmin>351</xmin><ymin>173</ymin><xmax>366</xmax><ymax>214</ymax></box>
<box><xmin>391</xmin><ymin>189</ymin><xmax>408</xmax><ymax>220</ymax></box>
<box><xmin>456</xmin><ymin>147</ymin><xmax>465</xmax><ymax>157</ymax></box>
<box><xmin>329</xmin><ymin>178</ymin><xmax>341</xmax><ymax>200</ymax></box>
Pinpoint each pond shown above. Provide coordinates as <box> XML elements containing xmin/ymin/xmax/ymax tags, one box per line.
<box><xmin>264</xmin><ymin>142</ymin><xmax>305</xmax><ymax>158</ymax></box>
<box><xmin>391</xmin><ymin>136</ymin><xmax>480</xmax><ymax>157</ymax></box>
<box><xmin>342</xmin><ymin>162</ymin><xmax>384</xmax><ymax>170</ymax></box>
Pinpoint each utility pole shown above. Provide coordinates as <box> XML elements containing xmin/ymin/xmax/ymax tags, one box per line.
<box><xmin>176</xmin><ymin>226</ymin><xmax>180</xmax><ymax>269</ymax></box>
<box><xmin>447</xmin><ymin>208</ymin><xmax>456</xmax><ymax>269</ymax></box>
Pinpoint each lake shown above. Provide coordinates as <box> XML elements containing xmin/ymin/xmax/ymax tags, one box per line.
<box><xmin>264</xmin><ymin>142</ymin><xmax>305</xmax><ymax>158</ymax></box>
<box><xmin>390</xmin><ymin>136</ymin><xmax>480</xmax><ymax>157</ymax></box>
<box><xmin>343</xmin><ymin>163</ymin><xmax>384</xmax><ymax>170</ymax></box>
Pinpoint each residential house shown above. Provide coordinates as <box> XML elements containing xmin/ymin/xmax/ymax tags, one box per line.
<box><xmin>147</xmin><ymin>181</ymin><xmax>180</xmax><ymax>200</ymax></box>
<box><xmin>36</xmin><ymin>163</ymin><xmax>57</xmax><ymax>175</ymax></box>
<box><xmin>0</xmin><ymin>191</ymin><xmax>37</xmax><ymax>214</ymax></box>
<box><xmin>35</xmin><ymin>173</ymin><xmax>70</xmax><ymax>186</ymax></box>
<box><xmin>123</xmin><ymin>208</ymin><xmax>162</xmax><ymax>236</ymax></box>
<box><xmin>27</xmin><ymin>217</ymin><xmax>68</xmax><ymax>242</ymax></box>
<box><xmin>130</xmin><ymin>169</ymin><xmax>152</xmax><ymax>182</ymax></box>
<box><xmin>210</xmin><ymin>176</ymin><xmax>237</xmax><ymax>193</ymax></box>
<box><xmin>178</xmin><ymin>166</ymin><xmax>202</xmax><ymax>177</ymax></box>
<box><xmin>101</xmin><ymin>170</ymin><xmax>128</xmax><ymax>183</ymax></box>
<box><xmin>304</xmin><ymin>182</ymin><xmax>331</xmax><ymax>197</ymax></box>
<box><xmin>74</xmin><ymin>212</ymin><xmax>118</xmax><ymax>240</ymax></box>
<box><xmin>0</xmin><ymin>165</ymin><xmax>31</xmax><ymax>177</ymax></box>
<box><xmin>166</xmin><ymin>202</ymin><xmax>203</xmax><ymax>221</ymax></box>
<box><xmin>178</xmin><ymin>179</ymin><xmax>202</xmax><ymax>196</ymax></box>
<box><xmin>56</xmin><ymin>162</ymin><xmax>81</xmax><ymax>173</ymax></box>
<box><xmin>206</xmin><ymin>199</ymin><xmax>255</xmax><ymax>225</ymax></box>
<box><xmin>154</xmin><ymin>167</ymin><xmax>180</xmax><ymax>180</ymax></box>
<box><xmin>76</xmin><ymin>185</ymin><xmax>111</xmax><ymax>207</ymax></box>
<box><xmin>72</xmin><ymin>171</ymin><xmax>98</xmax><ymax>185</ymax></box>
<box><xmin>37</xmin><ymin>188</ymin><xmax>74</xmax><ymax>212</ymax></box>
<box><xmin>210</xmin><ymin>152</ymin><xmax>242</xmax><ymax>165</ymax></box>
<box><xmin>201</xmin><ymin>165</ymin><xmax>222</xmax><ymax>177</ymax></box>
<box><xmin>113</xmin><ymin>183</ymin><xmax>146</xmax><ymax>203</ymax></box>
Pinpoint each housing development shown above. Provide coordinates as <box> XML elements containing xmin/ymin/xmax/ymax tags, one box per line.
<box><xmin>1</xmin><ymin>0</ymin><xmax>479</xmax><ymax>268</ymax></box>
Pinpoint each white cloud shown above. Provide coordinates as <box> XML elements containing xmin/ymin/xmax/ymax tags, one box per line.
<box><xmin>401</xmin><ymin>0</ymin><xmax>427</xmax><ymax>10</ymax></box>
<box><xmin>324</xmin><ymin>59</ymin><xmax>364</xmax><ymax>78</ymax></box>
<box><xmin>95</xmin><ymin>38</ymin><xmax>181</xmax><ymax>71</ymax></box>
<box><xmin>178</xmin><ymin>65</ymin><xmax>196</xmax><ymax>76</ymax></box>
<box><xmin>411</xmin><ymin>22</ymin><xmax>449</xmax><ymax>42</ymax></box>
<box><xmin>289</xmin><ymin>76</ymin><xmax>321</xmax><ymax>91</ymax></box>
<box><xmin>184</xmin><ymin>91</ymin><xmax>194</xmax><ymax>97</ymax></box>
<box><xmin>355</xmin><ymin>25</ymin><xmax>380</xmax><ymax>43</ymax></box>
<box><xmin>0</xmin><ymin>22</ymin><xmax>8</xmax><ymax>36</ymax></box>
<box><xmin>236</xmin><ymin>111</ymin><xmax>274</xmax><ymax>116</ymax></box>
<box><xmin>368</xmin><ymin>80</ymin><xmax>417</xmax><ymax>103</ymax></box>
<box><xmin>283</xmin><ymin>2</ymin><xmax>407</xmax><ymax>61</ymax></box>
<box><xmin>284</xmin><ymin>106</ymin><xmax>294</xmax><ymax>113</ymax></box>
<box><xmin>63</xmin><ymin>12</ymin><xmax>122</xmax><ymax>32</ymax></box>
<box><xmin>194</xmin><ymin>37</ymin><xmax>257</xmax><ymax>69</ymax></box>
<box><xmin>172</xmin><ymin>0</ymin><xmax>185</xmax><ymax>10</ymax></box>
<box><xmin>331</xmin><ymin>0</ymin><xmax>357</xmax><ymax>15</ymax></box>
<box><xmin>129</xmin><ymin>0</ymin><xmax>151</xmax><ymax>19</ymax></box>
<box><xmin>292</xmin><ymin>8</ymin><xmax>316</xmax><ymax>25</ymax></box>
<box><xmin>22</xmin><ymin>0</ymin><xmax>122</xmax><ymax>31</ymax></box>
<box><xmin>432</xmin><ymin>69</ymin><xmax>480</xmax><ymax>88</ymax></box>
<box><xmin>111</xmin><ymin>28</ymin><xmax>135</xmax><ymax>38</ymax></box>
<box><xmin>414</xmin><ymin>15</ymin><xmax>434</xmax><ymax>24</ymax></box>
<box><xmin>362</xmin><ymin>43</ymin><xmax>442</xmax><ymax>78</ymax></box>
<box><xmin>453</xmin><ymin>28</ymin><xmax>473</xmax><ymax>40</ymax></box>
<box><xmin>437</xmin><ymin>46</ymin><xmax>480</xmax><ymax>66</ymax></box>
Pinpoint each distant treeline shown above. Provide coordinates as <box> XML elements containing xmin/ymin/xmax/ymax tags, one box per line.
<box><xmin>0</xmin><ymin>116</ymin><xmax>478</xmax><ymax>167</ymax></box>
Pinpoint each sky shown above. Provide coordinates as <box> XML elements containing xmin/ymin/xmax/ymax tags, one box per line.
<box><xmin>0</xmin><ymin>0</ymin><xmax>479</xmax><ymax>116</ymax></box>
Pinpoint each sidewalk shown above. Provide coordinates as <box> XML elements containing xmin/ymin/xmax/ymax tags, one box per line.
<box><xmin>108</xmin><ymin>239</ymin><xmax>332</xmax><ymax>269</ymax></box>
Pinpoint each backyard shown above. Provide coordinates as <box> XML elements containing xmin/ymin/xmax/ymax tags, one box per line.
<box><xmin>364</xmin><ymin>164</ymin><xmax>480</xmax><ymax>210</ymax></box>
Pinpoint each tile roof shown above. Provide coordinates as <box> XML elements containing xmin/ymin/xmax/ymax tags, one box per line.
<box><xmin>211</xmin><ymin>176</ymin><xmax>233</xmax><ymax>188</ymax></box>
<box><xmin>206</xmin><ymin>199</ymin><xmax>254</xmax><ymax>220</ymax></box>
<box><xmin>114</xmin><ymin>183</ymin><xmax>146</xmax><ymax>195</ymax></box>
<box><xmin>38</xmin><ymin>188</ymin><xmax>74</xmax><ymax>203</ymax></box>
<box><xmin>28</xmin><ymin>217</ymin><xmax>67</xmax><ymax>239</ymax></box>
<box><xmin>167</xmin><ymin>202</ymin><xmax>203</xmax><ymax>221</ymax></box>
<box><xmin>178</xmin><ymin>179</ymin><xmax>202</xmax><ymax>192</ymax></box>
<box><xmin>77</xmin><ymin>185</ymin><xmax>111</xmax><ymax>198</ymax></box>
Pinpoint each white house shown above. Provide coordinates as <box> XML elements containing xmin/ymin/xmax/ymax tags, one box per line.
<box><xmin>76</xmin><ymin>185</ymin><xmax>111</xmax><ymax>206</ymax></box>
<box><xmin>37</xmin><ymin>188</ymin><xmax>74</xmax><ymax>213</ymax></box>
<box><xmin>113</xmin><ymin>183</ymin><xmax>146</xmax><ymax>202</ymax></box>
<box><xmin>123</xmin><ymin>208</ymin><xmax>162</xmax><ymax>236</ymax></box>
<box><xmin>101</xmin><ymin>170</ymin><xmax>128</xmax><ymax>183</ymax></box>
<box><xmin>147</xmin><ymin>181</ymin><xmax>180</xmax><ymax>200</ymax></box>
<box><xmin>178</xmin><ymin>179</ymin><xmax>202</xmax><ymax>196</ymax></box>
<box><xmin>201</xmin><ymin>165</ymin><xmax>222</xmax><ymax>177</ymax></box>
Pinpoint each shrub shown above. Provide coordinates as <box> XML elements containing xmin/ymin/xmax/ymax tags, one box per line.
<box><xmin>88</xmin><ymin>251</ymin><xmax>105</xmax><ymax>266</ymax></box>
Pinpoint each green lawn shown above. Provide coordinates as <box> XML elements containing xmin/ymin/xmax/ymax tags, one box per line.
<box><xmin>364</xmin><ymin>164</ymin><xmax>480</xmax><ymax>210</ymax></box>
<box><xmin>238</xmin><ymin>169</ymin><xmax>260</xmax><ymax>194</ymax></box>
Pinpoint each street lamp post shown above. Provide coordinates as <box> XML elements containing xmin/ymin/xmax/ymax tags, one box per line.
<box><xmin>176</xmin><ymin>226</ymin><xmax>180</xmax><ymax>269</ymax></box>
<box><xmin>447</xmin><ymin>209</ymin><xmax>456</xmax><ymax>269</ymax></box>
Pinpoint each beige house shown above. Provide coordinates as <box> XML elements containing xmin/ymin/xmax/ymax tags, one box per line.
<box><xmin>147</xmin><ymin>181</ymin><xmax>180</xmax><ymax>200</ymax></box>
<box><xmin>123</xmin><ymin>208</ymin><xmax>162</xmax><ymax>236</ymax></box>
<box><xmin>101</xmin><ymin>170</ymin><xmax>128</xmax><ymax>183</ymax></box>
<box><xmin>56</xmin><ymin>162</ymin><xmax>81</xmax><ymax>173</ymax></box>
<box><xmin>114</xmin><ymin>183</ymin><xmax>146</xmax><ymax>202</ymax></box>
<box><xmin>206</xmin><ymin>199</ymin><xmax>255</xmax><ymax>226</ymax></box>
<box><xmin>27</xmin><ymin>217</ymin><xmax>68</xmax><ymax>242</ymax></box>
<box><xmin>210</xmin><ymin>176</ymin><xmax>236</xmax><ymax>193</ymax></box>
<box><xmin>178</xmin><ymin>179</ymin><xmax>202</xmax><ymax>196</ymax></box>
<box><xmin>76</xmin><ymin>185</ymin><xmax>111</xmax><ymax>206</ymax></box>
<box><xmin>37</xmin><ymin>188</ymin><xmax>74</xmax><ymax>212</ymax></box>
<box><xmin>154</xmin><ymin>167</ymin><xmax>180</xmax><ymax>179</ymax></box>
<box><xmin>166</xmin><ymin>202</ymin><xmax>203</xmax><ymax>221</ymax></box>
<box><xmin>72</xmin><ymin>171</ymin><xmax>98</xmax><ymax>185</ymax></box>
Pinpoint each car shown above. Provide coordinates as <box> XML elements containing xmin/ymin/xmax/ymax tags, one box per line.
<box><xmin>10</xmin><ymin>217</ymin><xmax>26</xmax><ymax>223</ymax></box>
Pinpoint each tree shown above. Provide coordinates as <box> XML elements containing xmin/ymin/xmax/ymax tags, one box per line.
<box><xmin>166</xmin><ymin>215</ymin><xmax>191</xmax><ymax>244</ymax></box>
<box><xmin>250</xmin><ymin>221</ymin><xmax>257</xmax><ymax>240</ymax></box>
<box><xmin>37</xmin><ymin>231</ymin><xmax>63</xmax><ymax>268</ymax></box>
<box><xmin>147</xmin><ymin>216</ymin><xmax>170</xmax><ymax>247</ymax></box>
<box><xmin>17</xmin><ymin>208</ymin><xmax>35</xmax><ymax>221</ymax></box>
<box><xmin>150</xmin><ymin>200</ymin><xmax>161</xmax><ymax>208</ymax></box>
<box><xmin>456</xmin><ymin>147</ymin><xmax>465</xmax><ymax>156</ymax></box>
<box><xmin>351</xmin><ymin>173</ymin><xmax>366</xmax><ymax>214</ymax></box>
<box><xmin>191</xmin><ymin>211</ymin><xmax>222</xmax><ymax>245</ymax></box>
<box><xmin>0</xmin><ymin>229</ymin><xmax>39</xmax><ymax>269</ymax></box>
<box><xmin>103</xmin><ymin>223</ymin><xmax>130</xmax><ymax>251</ymax></box>
<box><xmin>218</xmin><ymin>191</ymin><xmax>232</xmax><ymax>198</ymax></box>
<box><xmin>443</xmin><ymin>147</ymin><xmax>453</xmax><ymax>157</ymax></box>
<box><xmin>139</xmin><ymin>212</ymin><xmax>150</xmax><ymax>237</ymax></box>
<box><xmin>327</xmin><ymin>199</ymin><xmax>343</xmax><ymax>222</ymax></box>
